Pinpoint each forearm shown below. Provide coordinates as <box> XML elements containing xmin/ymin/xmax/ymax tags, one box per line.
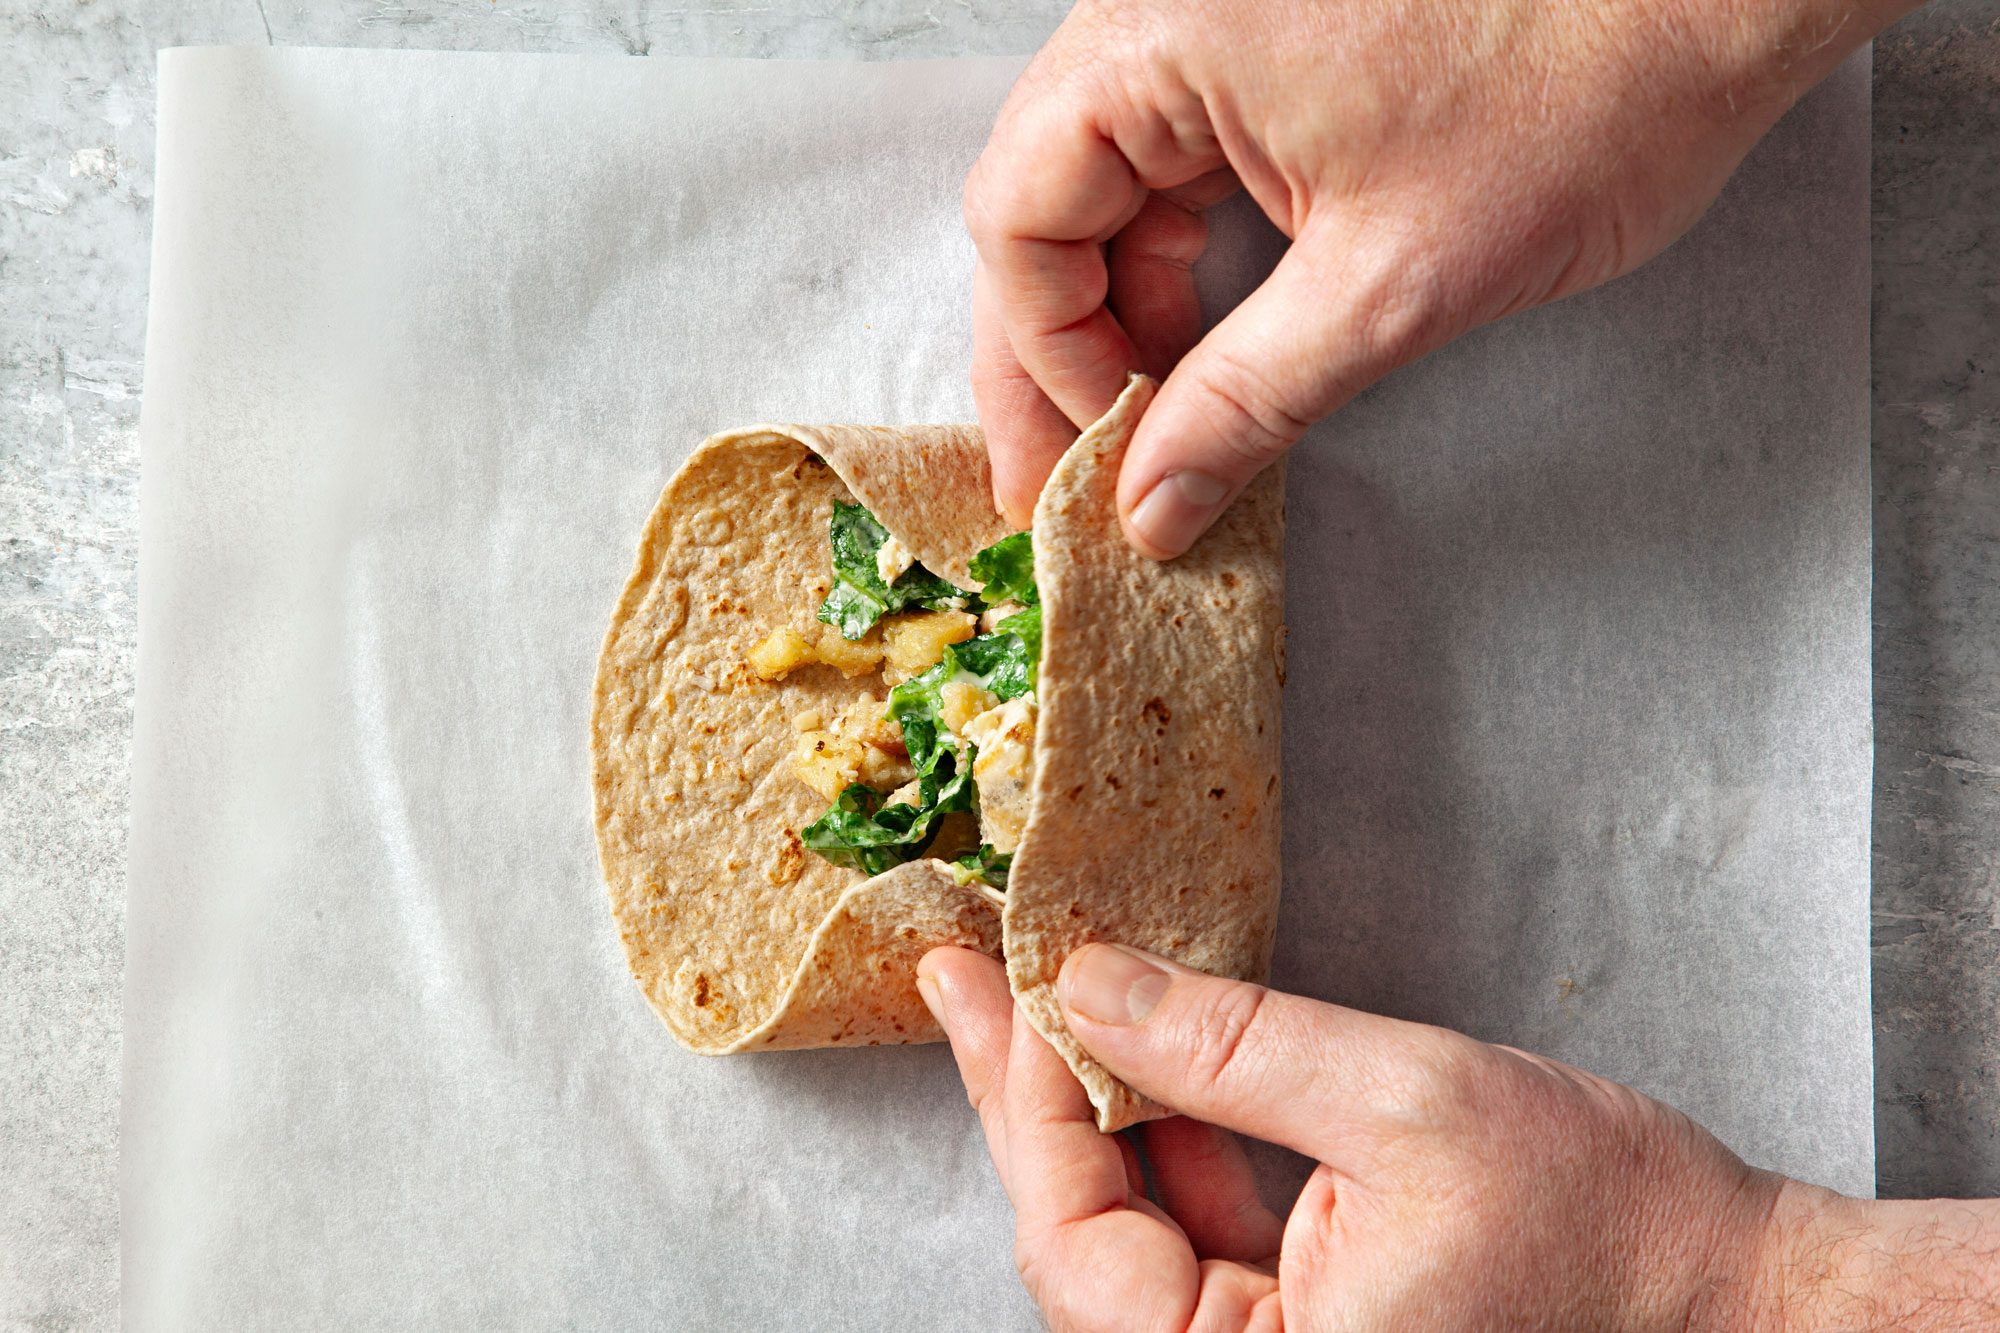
<box><xmin>1661</xmin><ymin>0</ymin><xmax>1927</xmax><ymax>131</ymax></box>
<box><xmin>1746</xmin><ymin>1182</ymin><xmax>2000</xmax><ymax>1329</ymax></box>
<box><xmin>1747</xmin><ymin>0</ymin><xmax>1927</xmax><ymax>93</ymax></box>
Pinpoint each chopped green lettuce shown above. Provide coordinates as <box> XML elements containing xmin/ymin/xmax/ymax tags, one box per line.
<box><xmin>950</xmin><ymin>845</ymin><xmax>1014</xmax><ymax>889</ymax></box>
<box><xmin>798</xmin><ymin>654</ymin><xmax>979</xmax><ymax>875</ymax></box>
<box><xmin>948</xmin><ymin>605</ymin><xmax>1041</xmax><ymax>700</ymax></box>
<box><xmin>968</xmin><ymin>531</ymin><xmax>1037</xmax><ymax>607</ymax></box>
<box><xmin>886</xmin><ymin>660</ymin><xmax>960</xmax><ymax>777</ymax></box>
<box><xmin>799</xmin><ymin>781</ymin><xmax>969</xmax><ymax>876</ymax></box>
<box><xmin>799</xmin><ymin>528</ymin><xmax>1047</xmax><ymax>889</ymax></box>
<box><xmin>817</xmin><ymin>501</ymin><xmax>969</xmax><ymax>640</ymax></box>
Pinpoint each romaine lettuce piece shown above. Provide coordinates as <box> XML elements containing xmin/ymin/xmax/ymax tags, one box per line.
<box><xmin>818</xmin><ymin>501</ymin><xmax>968</xmax><ymax>640</ymax></box>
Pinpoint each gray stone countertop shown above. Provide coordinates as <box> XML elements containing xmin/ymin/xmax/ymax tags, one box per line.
<box><xmin>1</xmin><ymin>2</ymin><xmax>1994</xmax><ymax>1327</ymax></box>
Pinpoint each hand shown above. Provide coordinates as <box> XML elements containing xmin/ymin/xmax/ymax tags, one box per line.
<box><xmin>917</xmin><ymin>943</ymin><xmax>2000</xmax><ymax>1330</ymax></box>
<box><xmin>965</xmin><ymin>0</ymin><xmax>1913</xmax><ymax>555</ymax></box>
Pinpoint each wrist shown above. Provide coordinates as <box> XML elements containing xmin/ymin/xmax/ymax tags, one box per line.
<box><xmin>1674</xmin><ymin>0</ymin><xmax>1919</xmax><ymax>132</ymax></box>
<box><xmin>1659</xmin><ymin>1168</ymin><xmax>1815</xmax><ymax>1332</ymax></box>
<box><xmin>1745</xmin><ymin>0</ymin><xmax>1923</xmax><ymax>101</ymax></box>
<box><xmin>1727</xmin><ymin>1176</ymin><xmax>1859</xmax><ymax>1330</ymax></box>
<box><xmin>1728</xmin><ymin>1179</ymin><xmax>2000</xmax><ymax>1330</ymax></box>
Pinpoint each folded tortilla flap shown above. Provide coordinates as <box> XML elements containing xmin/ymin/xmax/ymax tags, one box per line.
<box><xmin>592</xmin><ymin>425</ymin><xmax>1002</xmax><ymax>1058</ymax></box>
<box><xmin>736</xmin><ymin>860</ymin><xmax>1004</xmax><ymax>1051</ymax></box>
<box><xmin>1005</xmin><ymin>375</ymin><xmax>1287</xmax><ymax>1132</ymax></box>
<box><xmin>785</xmin><ymin>423</ymin><xmax>1014</xmax><ymax>589</ymax></box>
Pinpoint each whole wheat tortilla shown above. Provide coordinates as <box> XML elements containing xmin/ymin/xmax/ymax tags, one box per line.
<box><xmin>591</xmin><ymin>425</ymin><xmax>1007</xmax><ymax>1053</ymax></box>
<box><xmin>592</xmin><ymin>380</ymin><xmax>1284</xmax><ymax>1129</ymax></box>
<box><xmin>1008</xmin><ymin>375</ymin><xmax>1286</xmax><ymax>1130</ymax></box>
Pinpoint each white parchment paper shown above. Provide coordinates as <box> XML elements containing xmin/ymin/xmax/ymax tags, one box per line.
<box><xmin>127</xmin><ymin>47</ymin><xmax>1873</xmax><ymax>1329</ymax></box>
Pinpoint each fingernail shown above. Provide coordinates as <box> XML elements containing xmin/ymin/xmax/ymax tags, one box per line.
<box><xmin>1059</xmin><ymin>944</ymin><xmax>1171</xmax><ymax>1026</ymax></box>
<box><xmin>916</xmin><ymin>974</ymin><xmax>949</xmax><ymax>1031</ymax></box>
<box><xmin>1126</xmin><ymin>471</ymin><xmax>1230</xmax><ymax>558</ymax></box>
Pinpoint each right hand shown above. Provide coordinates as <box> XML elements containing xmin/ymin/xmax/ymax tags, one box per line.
<box><xmin>919</xmin><ymin>943</ymin><xmax>1810</xmax><ymax>1330</ymax></box>
<box><xmin>965</xmin><ymin>0</ymin><xmax>1908</xmax><ymax>556</ymax></box>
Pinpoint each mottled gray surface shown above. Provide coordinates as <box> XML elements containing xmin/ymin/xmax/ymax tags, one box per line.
<box><xmin>1871</xmin><ymin>1</ymin><xmax>2000</xmax><ymax>1201</ymax></box>
<box><xmin>0</xmin><ymin>0</ymin><xmax>1993</xmax><ymax>1327</ymax></box>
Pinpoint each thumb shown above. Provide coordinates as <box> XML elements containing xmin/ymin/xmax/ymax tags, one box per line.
<box><xmin>1058</xmin><ymin>944</ymin><xmax>1479</xmax><ymax>1161</ymax></box>
<box><xmin>1117</xmin><ymin>226</ymin><xmax>1440</xmax><ymax>558</ymax></box>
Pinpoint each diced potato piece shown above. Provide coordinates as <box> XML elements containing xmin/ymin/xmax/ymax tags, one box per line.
<box><xmin>846</xmin><ymin>706</ymin><xmax>902</xmax><ymax>753</ymax></box>
<box><xmin>883</xmin><ymin>610</ymin><xmax>976</xmax><ymax>683</ymax></box>
<box><xmin>747</xmin><ymin>627</ymin><xmax>813</xmax><ymax>681</ymax></box>
<box><xmin>939</xmin><ymin>681</ymin><xmax>1000</xmax><ymax>737</ymax></box>
<box><xmin>792</xmin><ymin>731</ymin><xmax>869</xmax><ymax>802</ymax></box>
<box><xmin>858</xmin><ymin>744</ymin><xmax>915</xmax><ymax>792</ymax></box>
<box><xmin>791</xmin><ymin>709</ymin><xmax>824</xmax><ymax>733</ymax></box>
<box><xmin>810</xmin><ymin>625</ymin><xmax>885</xmax><ymax>678</ymax></box>
<box><xmin>887</xmin><ymin>779</ymin><xmax>923</xmax><ymax>807</ymax></box>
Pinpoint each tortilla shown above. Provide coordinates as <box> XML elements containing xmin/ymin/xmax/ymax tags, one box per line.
<box><xmin>591</xmin><ymin>425</ymin><xmax>1007</xmax><ymax>1053</ymax></box>
<box><xmin>591</xmin><ymin>377</ymin><xmax>1284</xmax><ymax>1128</ymax></box>
<box><xmin>1009</xmin><ymin>376</ymin><xmax>1286</xmax><ymax>1129</ymax></box>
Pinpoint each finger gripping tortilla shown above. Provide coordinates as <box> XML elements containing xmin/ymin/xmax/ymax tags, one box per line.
<box><xmin>1008</xmin><ymin>377</ymin><xmax>1286</xmax><ymax>1130</ymax></box>
<box><xmin>591</xmin><ymin>378</ymin><xmax>1284</xmax><ymax>1129</ymax></box>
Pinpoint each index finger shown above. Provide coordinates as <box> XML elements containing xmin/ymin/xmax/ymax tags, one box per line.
<box><xmin>1000</xmin><ymin>993</ymin><xmax>1136</xmax><ymax>1232</ymax></box>
<box><xmin>971</xmin><ymin>262</ymin><xmax>1082</xmax><ymax>529</ymax></box>
<box><xmin>963</xmin><ymin>100</ymin><xmax>1144</xmax><ymax>436</ymax></box>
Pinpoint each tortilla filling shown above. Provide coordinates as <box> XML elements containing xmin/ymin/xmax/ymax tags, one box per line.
<box><xmin>746</xmin><ymin>501</ymin><xmax>1041</xmax><ymax>890</ymax></box>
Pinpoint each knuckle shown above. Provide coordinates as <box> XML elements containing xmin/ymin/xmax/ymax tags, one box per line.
<box><xmin>1185</xmin><ymin>349</ymin><xmax>1312</xmax><ymax>472</ymax></box>
<box><xmin>1179</xmin><ymin>981</ymin><xmax>1272</xmax><ymax>1100</ymax></box>
<box><xmin>962</xmin><ymin>163</ymin><xmax>1002</xmax><ymax>245</ymax></box>
<box><xmin>968</xmin><ymin>351</ymin><xmax>1029</xmax><ymax>395</ymax></box>
<box><xmin>1371</xmin><ymin>1030</ymin><xmax>1486</xmax><ymax>1127</ymax></box>
<box><xmin>1117</xmin><ymin>195</ymin><xmax>1209</xmax><ymax>270</ymax></box>
<box><xmin>1155</xmin><ymin>196</ymin><xmax>1211</xmax><ymax>255</ymax></box>
<box><xmin>1335</xmin><ymin>242</ymin><xmax>1453</xmax><ymax>381</ymax></box>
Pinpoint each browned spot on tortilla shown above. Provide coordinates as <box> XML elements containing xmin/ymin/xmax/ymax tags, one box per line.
<box><xmin>693</xmin><ymin>974</ymin><xmax>711</xmax><ymax>1007</ymax></box>
<box><xmin>766</xmin><ymin>829</ymin><xmax>806</xmax><ymax>887</ymax></box>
